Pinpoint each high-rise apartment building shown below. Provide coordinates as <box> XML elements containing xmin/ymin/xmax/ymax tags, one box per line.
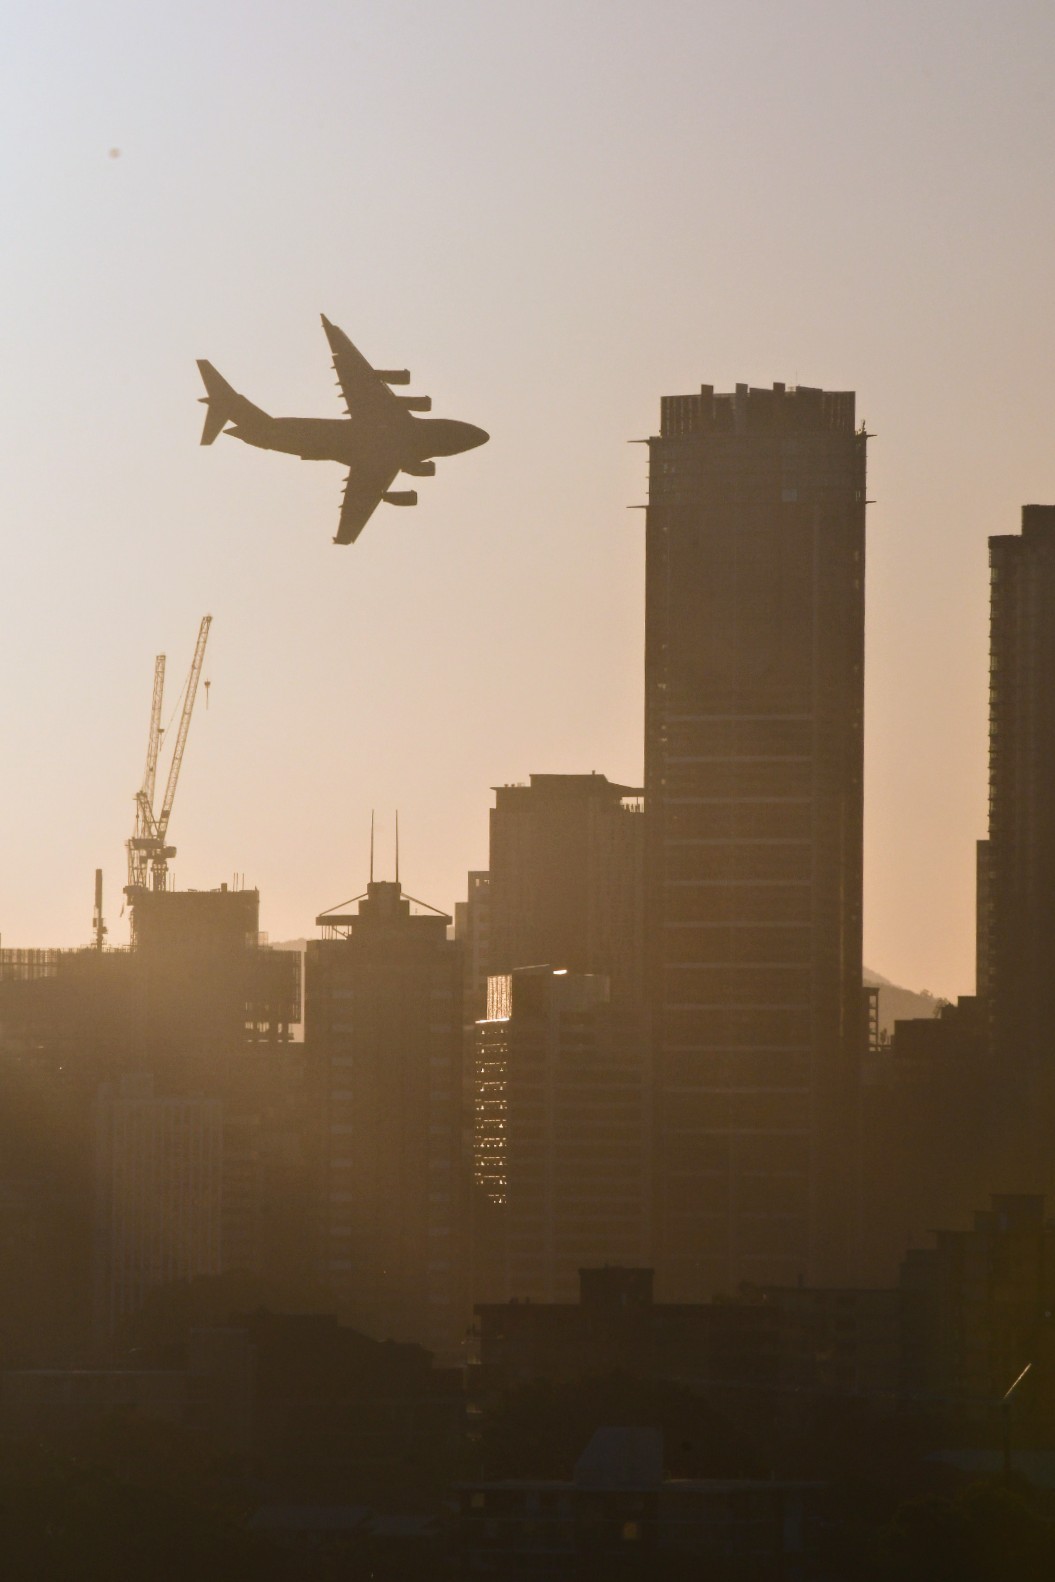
<box><xmin>473</xmin><ymin>966</ymin><xmax>650</xmax><ymax>1303</ymax></box>
<box><xmin>488</xmin><ymin>774</ymin><xmax>644</xmax><ymax>1003</ymax></box>
<box><xmin>305</xmin><ymin>880</ymin><xmax>466</xmax><ymax>1360</ymax></box>
<box><xmin>645</xmin><ymin>381</ymin><xmax>867</xmax><ymax>1298</ymax></box>
<box><xmin>982</xmin><ymin>507</ymin><xmax>1055</xmax><ymax>1082</ymax></box>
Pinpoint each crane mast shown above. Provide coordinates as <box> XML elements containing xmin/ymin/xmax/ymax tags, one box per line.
<box><xmin>142</xmin><ymin>653</ymin><xmax>166</xmax><ymax>814</ymax></box>
<box><xmin>150</xmin><ymin>614</ymin><xmax>212</xmax><ymax>891</ymax></box>
<box><xmin>127</xmin><ymin>654</ymin><xmax>166</xmax><ymax>894</ymax></box>
<box><xmin>125</xmin><ymin>615</ymin><xmax>212</xmax><ymax>902</ymax></box>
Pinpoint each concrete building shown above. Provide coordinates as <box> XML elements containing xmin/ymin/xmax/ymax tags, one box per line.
<box><xmin>93</xmin><ymin>1072</ymin><xmax>223</xmax><ymax>1337</ymax></box>
<box><xmin>130</xmin><ymin>884</ymin><xmax>299</xmax><ymax>1051</ymax></box>
<box><xmin>306</xmin><ymin>880</ymin><xmax>466</xmax><ymax>1360</ymax></box>
<box><xmin>901</xmin><ymin>1194</ymin><xmax>1055</xmax><ymax>1426</ymax></box>
<box><xmin>487</xmin><ymin>774</ymin><xmax>645</xmax><ymax>1003</ymax></box>
<box><xmin>982</xmin><ymin>508</ymin><xmax>1055</xmax><ymax>1078</ymax></box>
<box><xmin>473</xmin><ymin>1264</ymin><xmax>900</xmax><ymax>1406</ymax></box>
<box><xmin>460</xmin><ymin>1428</ymin><xmax>823</xmax><ymax>1581</ymax></box>
<box><xmin>0</xmin><ymin>886</ymin><xmax>305</xmax><ymax>1353</ymax></box>
<box><xmin>644</xmin><ymin>381</ymin><xmax>867</xmax><ymax>1298</ymax></box>
<box><xmin>859</xmin><ymin>997</ymin><xmax>995</xmax><ymax>1283</ymax></box>
<box><xmin>473</xmin><ymin>967</ymin><xmax>650</xmax><ymax>1304</ymax></box>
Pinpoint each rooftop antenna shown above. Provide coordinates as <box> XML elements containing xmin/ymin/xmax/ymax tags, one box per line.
<box><xmin>395</xmin><ymin>810</ymin><xmax>400</xmax><ymax>886</ymax></box>
<box><xmin>92</xmin><ymin>869</ymin><xmax>107</xmax><ymax>952</ymax></box>
<box><xmin>369</xmin><ymin>809</ymin><xmax>375</xmax><ymax>883</ymax></box>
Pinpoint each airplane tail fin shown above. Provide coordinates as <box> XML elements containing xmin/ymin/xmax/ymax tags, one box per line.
<box><xmin>196</xmin><ymin>359</ymin><xmax>266</xmax><ymax>445</ymax></box>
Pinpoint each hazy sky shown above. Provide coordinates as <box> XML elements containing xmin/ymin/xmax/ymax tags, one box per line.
<box><xmin>2</xmin><ymin>0</ymin><xmax>1053</xmax><ymax>994</ymax></box>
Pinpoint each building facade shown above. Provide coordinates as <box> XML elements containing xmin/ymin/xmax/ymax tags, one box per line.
<box><xmin>645</xmin><ymin>381</ymin><xmax>867</xmax><ymax>1298</ymax></box>
<box><xmin>474</xmin><ymin>1264</ymin><xmax>900</xmax><ymax>1405</ymax></box>
<box><xmin>1</xmin><ymin>886</ymin><xmax>304</xmax><ymax>1353</ymax></box>
<box><xmin>455</xmin><ymin>869</ymin><xmax>492</xmax><ymax>1025</ymax></box>
<box><xmin>306</xmin><ymin>880</ymin><xmax>466</xmax><ymax>1360</ymax></box>
<box><xmin>900</xmin><ymin>1194</ymin><xmax>1055</xmax><ymax>1421</ymax></box>
<box><xmin>487</xmin><ymin>774</ymin><xmax>644</xmax><ymax>1004</ymax></box>
<box><xmin>983</xmin><ymin>507</ymin><xmax>1055</xmax><ymax>1076</ymax></box>
<box><xmin>93</xmin><ymin>1072</ymin><xmax>223</xmax><ymax>1337</ymax></box>
<box><xmin>473</xmin><ymin>966</ymin><xmax>650</xmax><ymax>1304</ymax></box>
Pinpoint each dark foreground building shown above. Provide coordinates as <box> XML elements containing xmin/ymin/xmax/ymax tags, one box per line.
<box><xmin>644</xmin><ymin>381</ymin><xmax>867</xmax><ymax>1298</ymax></box>
<box><xmin>460</xmin><ymin>1427</ymin><xmax>822</xmax><ymax>1581</ymax></box>
<box><xmin>901</xmin><ymin>1193</ymin><xmax>1055</xmax><ymax>1427</ymax></box>
<box><xmin>473</xmin><ymin>1265</ymin><xmax>900</xmax><ymax>1405</ymax></box>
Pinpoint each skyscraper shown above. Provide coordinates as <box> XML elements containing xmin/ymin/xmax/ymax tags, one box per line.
<box><xmin>983</xmin><ymin>507</ymin><xmax>1055</xmax><ymax>1090</ymax></box>
<box><xmin>645</xmin><ymin>381</ymin><xmax>867</xmax><ymax>1298</ymax></box>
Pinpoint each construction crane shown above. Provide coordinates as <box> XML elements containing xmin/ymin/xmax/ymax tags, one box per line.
<box><xmin>125</xmin><ymin>615</ymin><xmax>212</xmax><ymax>899</ymax></box>
<box><xmin>127</xmin><ymin>653</ymin><xmax>166</xmax><ymax>894</ymax></box>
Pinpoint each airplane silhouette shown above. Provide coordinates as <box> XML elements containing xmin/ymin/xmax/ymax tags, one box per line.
<box><xmin>197</xmin><ymin>316</ymin><xmax>488</xmax><ymax>544</ymax></box>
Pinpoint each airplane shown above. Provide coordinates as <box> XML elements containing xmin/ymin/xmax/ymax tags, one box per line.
<box><xmin>196</xmin><ymin>316</ymin><xmax>489</xmax><ymax>544</ymax></box>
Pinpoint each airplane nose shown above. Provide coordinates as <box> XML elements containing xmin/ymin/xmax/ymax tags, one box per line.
<box><xmin>467</xmin><ymin>424</ymin><xmax>489</xmax><ymax>449</ymax></box>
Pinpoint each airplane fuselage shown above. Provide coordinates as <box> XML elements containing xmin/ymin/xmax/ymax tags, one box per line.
<box><xmin>229</xmin><ymin>413</ymin><xmax>487</xmax><ymax>468</ymax></box>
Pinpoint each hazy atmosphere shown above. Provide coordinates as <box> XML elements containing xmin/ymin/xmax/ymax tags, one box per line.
<box><xmin>4</xmin><ymin>0</ymin><xmax>1055</xmax><ymax>991</ymax></box>
<box><xmin>8</xmin><ymin>6</ymin><xmax>1055</xmax><ymax>1575</ymax></box>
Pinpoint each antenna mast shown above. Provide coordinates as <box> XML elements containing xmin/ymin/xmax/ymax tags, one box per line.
<box><xmin>92</xmin><ymin>869</ymin><xmax>107</xmax><ymax>951</ymax></box>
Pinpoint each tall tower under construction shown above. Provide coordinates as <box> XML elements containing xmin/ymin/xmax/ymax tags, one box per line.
<box><xmin>644</xmin><ymin>381</ymin><xmax>867</xmax><ymax>1299</ymax></box>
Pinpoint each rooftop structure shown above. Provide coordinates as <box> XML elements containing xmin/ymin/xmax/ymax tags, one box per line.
<box><xmin>488</xmin><ymin>773</ymin><xmax>644</xmax><ymax>1003</ymax></box>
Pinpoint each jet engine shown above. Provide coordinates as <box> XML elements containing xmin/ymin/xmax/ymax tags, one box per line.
<box><xmin>382</xmin><ymin>490</ymin><xmax>418</xmax><ymax>506</ymax></box>
<box><xmin>377</xmin><ymin>369</ymin><xmax>411</xmax><ymax>384</ymax></box>
<box><xmin>397</xmin><ymin>395</ymin><xmax>432</xmax><ymax>412</ymax></box>
<box><xmin>401</xmin><ymin>460</ymin><xmax>436</xmax><ymax>477</ymax></box>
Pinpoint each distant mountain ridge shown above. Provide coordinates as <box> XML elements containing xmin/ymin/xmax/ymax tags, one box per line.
<box><xmin>863</xmin><ymin>967</ymin><xmax>942</xmax><ymax>1037</ymax></box>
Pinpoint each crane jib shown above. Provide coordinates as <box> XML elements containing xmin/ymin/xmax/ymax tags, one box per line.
<box><xmin>125</xmin><ymin>615</ymin><xmax>213</xmax><ymax>901</ymax></box>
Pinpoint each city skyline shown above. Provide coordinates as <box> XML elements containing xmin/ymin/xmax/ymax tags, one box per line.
<box><xmin>5</xmin><ymin>10</ymin><xmax>1055</xmax><ymax>1565</ymax></box>
<box><xmin>5</xmin><ymin>2</ymin><xmax>1055</xmax><ymax>998</ymax></box>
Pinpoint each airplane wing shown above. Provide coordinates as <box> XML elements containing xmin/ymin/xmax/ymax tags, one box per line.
<box><xmin>335</xmin><ymin>462</ymin><xmax>400</xmax><ymax>545</ymax></box>
<box><xmin>321</xmin><ymin>315</ymin><xmax>408</xmax><ymax>423</ymax></box>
